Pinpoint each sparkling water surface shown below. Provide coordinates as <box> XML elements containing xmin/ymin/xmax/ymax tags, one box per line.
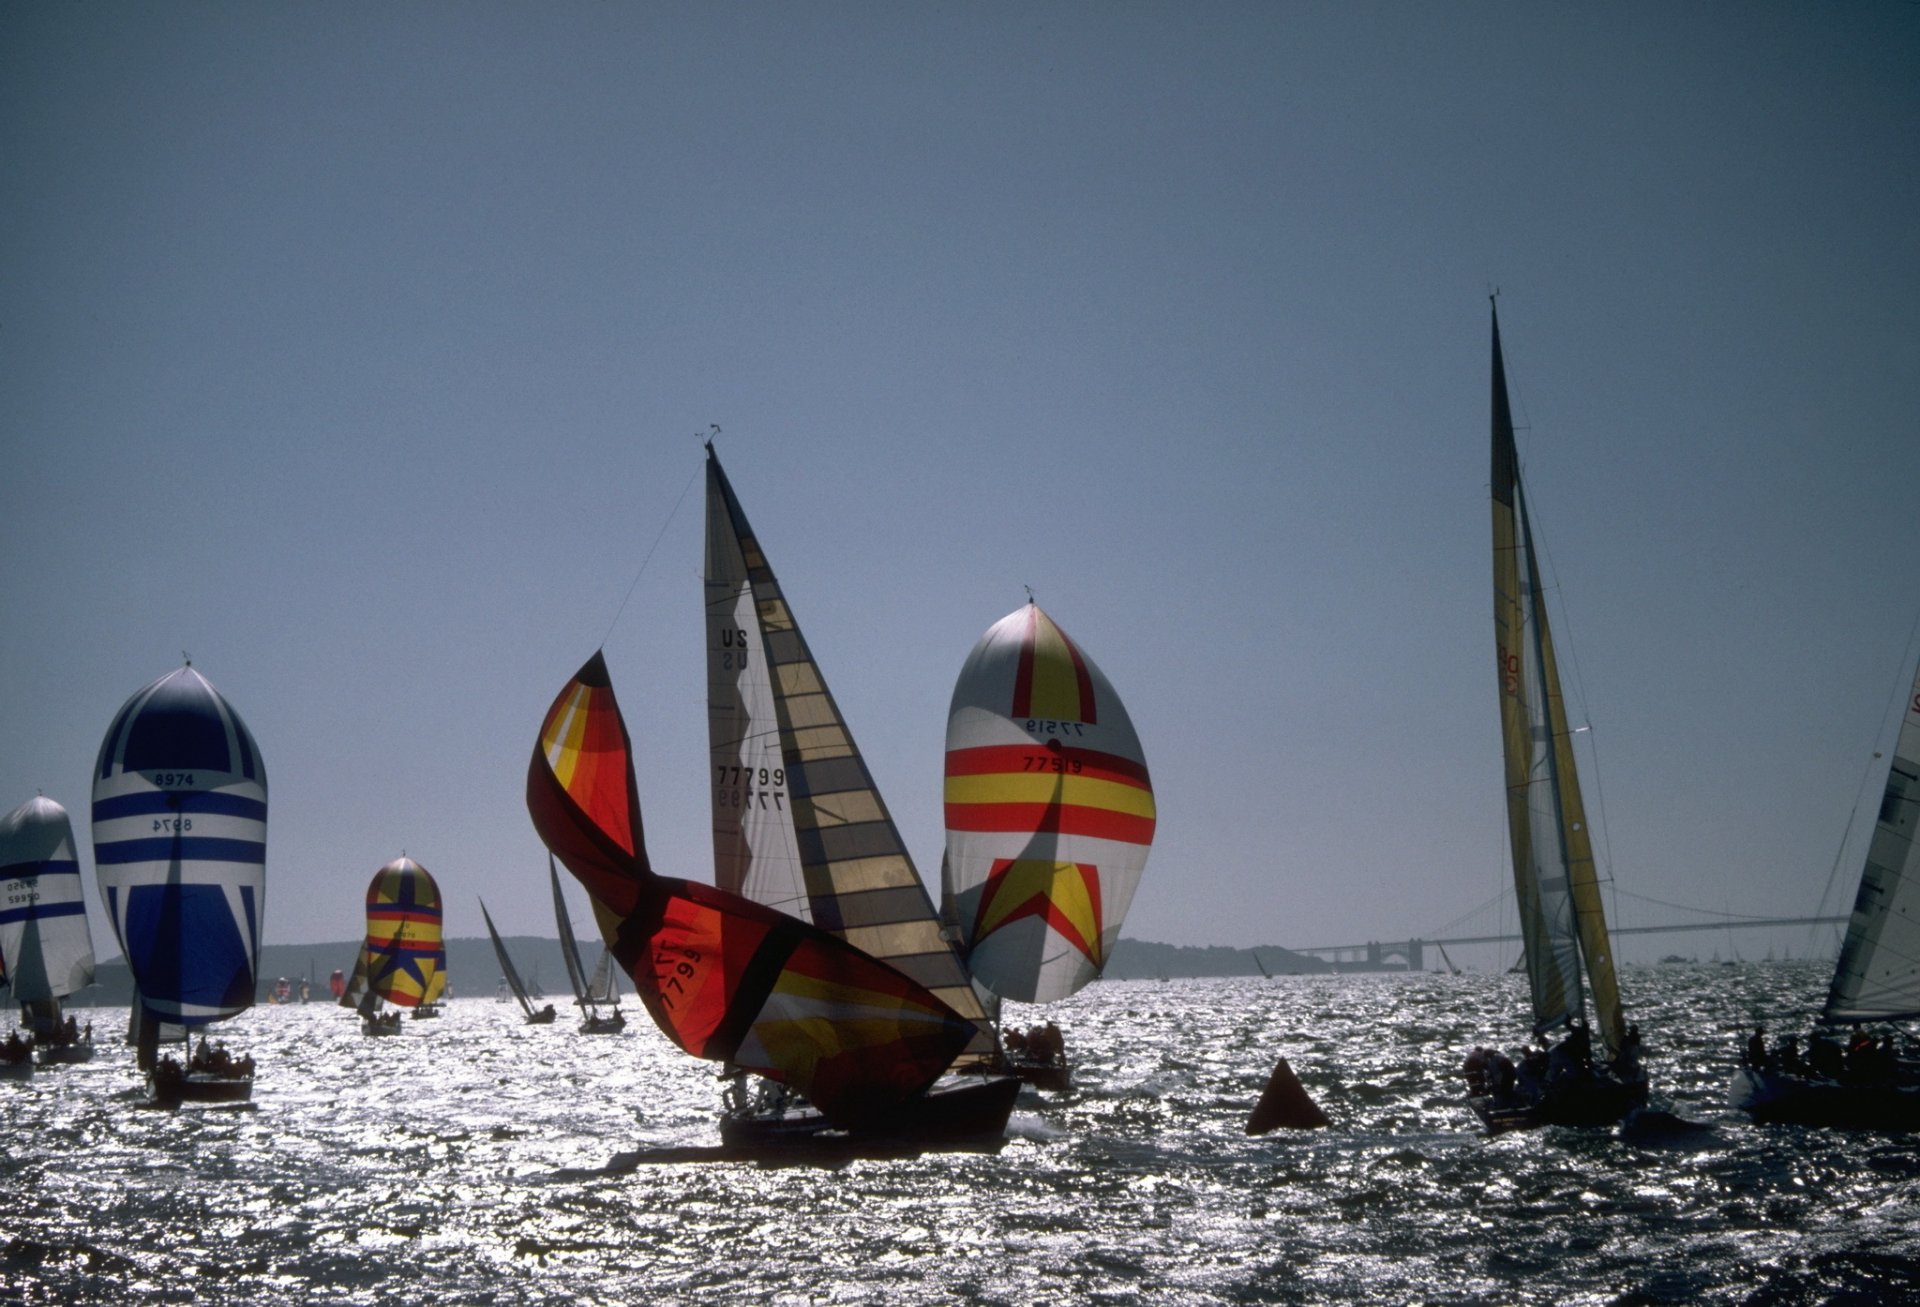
<box><xmin>5</xmin><ymin>962</ymin><xmax>1918</xmax><ymax>1304</ymax></box>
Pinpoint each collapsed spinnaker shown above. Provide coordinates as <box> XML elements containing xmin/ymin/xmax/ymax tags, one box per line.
<box><xmin>527</xmin><ymin>652</ymin><xmax>978</xmax><ymax>1127</ymax></box>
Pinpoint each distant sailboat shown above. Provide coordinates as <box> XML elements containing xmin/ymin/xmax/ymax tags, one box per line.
<box><xmin>528</xmin><ymin>650</ymin><xmax>1016</xmax><ymax>1149</ymax></box>
<box><xmin>1730</xmin><ymin>650</ymin><xmax>1920</xmax><ymax>1128</ymax></box>
<box><xmin>701</xmin><ymin>444</ymin><xmax>1014</xmax><ymax>1141</ymax></box>
<box><xmin>551</xmin><ymin>856</ymin><xmax>623</xmax><ymax>1033</ymax></box>
<box><xmin>0</xmin><ymin>795</ymin><xmax>97</xmax><ymax>1065</ymax></box>
<box><xmin>91</xmin><ymin>663</ymin><xmax>265</xmax><ymax>1105</ymax></box>
<box><xmin>480</xmin><ymin>897</ymin><xmax>553</xmax><ymax>1024</ymax></box>
<box><xmin>1462</xmin><ymin>303</ymin><xmax>1648</xmax><ymax>1131</ymax></box>
<box><xmin>340</xmin><ymin>857</ymin><xmax>446</xmax><ymax>1033</ymax></box>
<box><xmin>942</xmin><ymin>600</ymin><xmax>1157</xmax><ymax>1088</ymax></box>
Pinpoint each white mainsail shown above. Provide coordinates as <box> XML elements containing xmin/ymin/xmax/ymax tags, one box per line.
<box><xmin>942</xmin><ymin>602</ymin><xmax>1156</xmax><ymax>1005</ymax></box>
<box><xmin>1825</xmin><ymin>658</ymin><xmax>1920</xmax><ymax>1023</ymax></box>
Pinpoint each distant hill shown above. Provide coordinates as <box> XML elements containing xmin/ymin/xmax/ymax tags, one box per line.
<box><xmin>65</xmin><ymin>935</ymin><xmax>1352</xmax><ymax>1010</ymax></box>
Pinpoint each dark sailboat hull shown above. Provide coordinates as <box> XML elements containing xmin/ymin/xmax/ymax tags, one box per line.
<box><xmin>150</xmin><ymin>1066</ymin><xmax>254</xmax><ymax>1107</ymax></box>
<box><xmin>1002</xmin><ymin>1053</ymin><xmax>1071</xmax><ymax>1093</ymax></box>
<box><xmin>720</xmin><ymin>1073</ymin><xmax>1019</xmax><ymax>1151</ymax></box>
<box><xmin>1731</xmin><ymin>1067</ymin><xmax>1920</xmax><ymax>1131</ymax></box>
<box><xmin>1469</xmin><ymin>1072</ymin><xmax>1649</xmax><ymax>1133</ymax></box>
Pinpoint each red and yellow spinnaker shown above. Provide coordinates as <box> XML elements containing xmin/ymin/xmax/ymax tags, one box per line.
<box><xmin>527</xmin><ymin>653</ymin><xmax>977</xmax><ymax>1126</ymax></box>
<box><xmin>362</xmin><ymin>856</ymin><xmax>446</xmax><ymax>1009</ymax></box>
<box><xmin>943</xmin><ymin>603</ymin><xmax>1155</xmax><ymax>1004</ymax></box>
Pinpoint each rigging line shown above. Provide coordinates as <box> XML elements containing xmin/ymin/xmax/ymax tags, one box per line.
<box><xmin>601</xmin><ymin>456</ymin><xmax>704</xmax><ymax>649</ymax></box>
<box><xmin>1611</xmin><ymin>885</ymin><xmax>1819</xmax><ymax>924</ymax></box>
<box><xmin>1811</xmin><ymin>606</ymin><xmax>1920</xmax><ymax>924</ymax></box>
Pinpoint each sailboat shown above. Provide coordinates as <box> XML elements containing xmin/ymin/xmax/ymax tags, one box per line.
<box><xmin>702</xmin><ymin>444</ymin><xmax>1015</xmax><ymax>1140</ymax></box>
<box><xmin>529</xmin><ymin>650</ymin><xmax>1017</xmax><ymax>1150</ymax></box>
<box><xmin>942</xmin><ymin>600</ymin><xmax>1157</xmax><ymax>1088</ymax></box>
<box><xmin>1462</xmin><ymin>303</ymin><xmax>1648</xmax><ymax>1131</ymax></box>
<box><xmin>339</xmin><ymin>857</ymin><xmax>446</xmax><ymax>1033</ymax></box>
<box><xmin>480</xmin><ymin>897</ymin><xmax>554</xmax><ymax>1024</ymax></box>
<box><xmin>551</xmin><ymin>856</ymin><xmax>624</xmax><ymax>1033</ymax></box>
<box><xmin>0</xmin><ymin>795</ymin><xmax>97</xmax><ymax>1064</ymax></box>
<box><xmin>1730</xmin><ymin>652</ymin><xmax>1920</xmax><ymax>1128</ymax></box>
<box><xmin>91</xmin><ymin>663</ymin><xmax>266</xmax><ymax>1105</ymax></box>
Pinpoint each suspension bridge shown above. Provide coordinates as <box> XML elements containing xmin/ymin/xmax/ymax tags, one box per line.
<box><xmin>1290</xmin><ymin>887</ymin><xmax>1851</xmax><ymax>971</ymax></box>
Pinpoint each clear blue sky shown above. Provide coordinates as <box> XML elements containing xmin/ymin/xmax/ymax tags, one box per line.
<box><xmin>4</xmin><ymin>3</ymin><xmax>1916</xmax><ymax>967</ymax></box>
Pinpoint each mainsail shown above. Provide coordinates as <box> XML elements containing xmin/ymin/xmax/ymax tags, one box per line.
<box><xmin>703</xmin><ymin>444</ymin><xmax>995</xmax><ymax>1057</ymax></box>
<box><xmin>550</xmin><ymin>854</ymin><xmax>597</xmax><ymax>1009</ymax></box>
<box><xmin>359</xmin><ymin>857</ymin><xmax>446</xmax><ymax>1010</ymax></box>
<box><xmin>480</xmin><ymin>898</ymin><xmax>539</xmax><ymax>1020</ymax></box>
<box><xmin>1490</xmin><ymin>304</ymin><xmax>1626</xmax><ymax>1059</ymax></box>
<box><xmin>942</xmin><ymin>602</ymin><xmax>1156</xmax><ymax>1004</ymax></box>
<box><xmin>527</xmin><ymin>652</ymin><xmax>978</xmax><ymax>1126</ymax></box>
<box><xmin>0</xmin><ymin>796</ymin><xmax>97</xmax><ymax>1017</ymax></box>
<box><xmin>90</xmin><ymin>665</ymin><xmax>267</xmax><ymax>1039</ymax></box>
<box><xmin>1824</xmin><ymin>658</ymin><xmax>1920</xmax><ymax>1023</ymax></box>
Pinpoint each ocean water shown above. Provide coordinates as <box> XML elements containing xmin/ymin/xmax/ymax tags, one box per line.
<box><xmin>4</xmin><ymin>962</ymin><xmax>1918</xmax><ymax>1305</ymax></box>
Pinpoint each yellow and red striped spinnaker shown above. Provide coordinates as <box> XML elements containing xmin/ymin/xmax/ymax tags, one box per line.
<box><xmin>363</xmin><ymin>856</ymin><xmax>446</xmax><ymax>1008</ymax></box>
<box><xmin>943</xmin><ymin>603</ymin><xmax>1155</xmax><ymax>1005</ymax></box>
<box><xmin>528</xmin><ymin>652</ymin><xmax>977</xmax><ymax>1125</ymax></box>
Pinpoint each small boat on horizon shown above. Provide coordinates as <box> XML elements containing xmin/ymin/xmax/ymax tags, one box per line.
<box><xmin>480</xmin><ymin>896</ymin><xmax>555</xmax><ymax>1025</ymax></box>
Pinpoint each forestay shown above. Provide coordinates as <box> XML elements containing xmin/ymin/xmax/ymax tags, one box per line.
<box><xmin>943</xmin><ymin>602</ymin><xmax>1156</xmax><ymax>1005</ymax></box>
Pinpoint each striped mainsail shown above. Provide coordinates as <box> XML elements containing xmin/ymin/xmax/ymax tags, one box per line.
<box><xmin>0</xmin><ymin>795</ymin><xmax>96</xmax><ymax>1004</ymax></box>
<box><xmin>91</xmin><ymin>665</ymin><xmax>266</xmax><ymax>1027</ymax></box>
<box><xmin>704</xmin><ymin>444</ymin><xmax>995</xmax><ymax>1058</ymax></box>
<box><xmin>943</xmin><ymin>602</ymin><xmax>1156</xmax><ymax>1005</ymax></box>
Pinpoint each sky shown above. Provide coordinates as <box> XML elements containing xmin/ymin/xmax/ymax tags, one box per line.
<box><xmin>3</xmin><ymin>3</ymin><xmax>1917</xmax><ymax>972</ymax></box>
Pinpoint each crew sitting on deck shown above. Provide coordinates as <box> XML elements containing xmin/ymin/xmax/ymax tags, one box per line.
<box><xmin>2</xmin><ymin>1030</ymin><xmax>27</xmax><ymax>1062</ymax></box>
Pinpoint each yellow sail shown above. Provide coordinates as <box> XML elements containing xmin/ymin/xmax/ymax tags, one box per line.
<box><xmin>1491</xmin><ymin>303</ymin><xmax>1625</xmax><ymax>1058</ymax></box>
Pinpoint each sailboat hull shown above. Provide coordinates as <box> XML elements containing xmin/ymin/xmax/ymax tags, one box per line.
<box><xmin>720</xmin><ymin>1073</ymin><xmax>1020</xmax><ymax>1151</ymax></box>
<box><xmin>34</xmin><ymin>1038</ymin><xmax>96</xmax><ymax>1066</ymax></box>
<box><xmin>1469</xmin><ymin>1073</ymin><xmax>1649</xmax><ymax>1133</ymax></box>
<box><xmin>1730</xmin><ymin>1066</ymin><xmax>1920</xmax><ymax>1131</ymax></box>
<box><xmin>149</xmin><ymin>1064</ymin><xmax>254</xmax><ymax>1107</ymax></box>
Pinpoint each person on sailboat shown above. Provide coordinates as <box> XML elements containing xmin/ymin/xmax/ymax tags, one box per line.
<box><xmin>1745</xmin><ymin>1026</ymin><xmax>1768</xmax><ymax>1070</ymax></box>
<box><xmin>1612</xmin><ymin>1024</ymin><xmax>1644</xmax><ymax>1078</ymax></box>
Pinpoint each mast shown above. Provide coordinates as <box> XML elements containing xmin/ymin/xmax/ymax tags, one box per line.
<box><xmin>1490</xmin><ymin>302</ymin><xmax>1626</xmax><ymax>1057</ymax></box>
<box><xmin>1824</xmin><ymin>657</ymin><xmax>1920</xmax><ymax>1022</ymax></box>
